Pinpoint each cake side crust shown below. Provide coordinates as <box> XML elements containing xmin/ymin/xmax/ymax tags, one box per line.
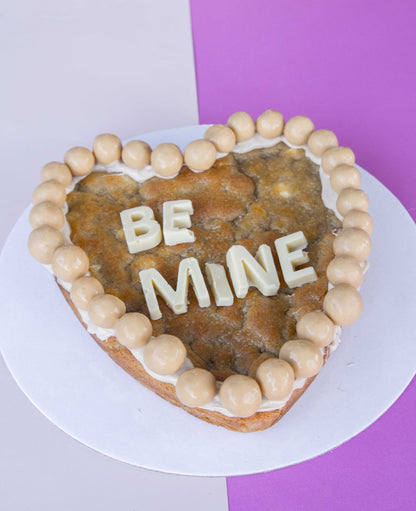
<box><xmin>58</xmin><ymin>280</ymin><xmax>326</xmax><ymax>433</ymax></box>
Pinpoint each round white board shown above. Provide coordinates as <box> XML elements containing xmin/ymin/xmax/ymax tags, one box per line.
<box><xmin>1</xmin><ymin>126</ymin><xmax>415</xmax><ymax>476</ymax></box>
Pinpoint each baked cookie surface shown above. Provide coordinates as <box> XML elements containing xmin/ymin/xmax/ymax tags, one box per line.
<box><xmin>67</xmin><ymin>142</ymin><xmax>340</xmax><ymax>380</ymax></box>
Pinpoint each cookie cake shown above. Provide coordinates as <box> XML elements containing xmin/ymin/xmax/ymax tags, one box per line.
<box><xmin>27</xmin><ymin>109</ymin><xmax>372</xmax><ymax>432</ymax></box>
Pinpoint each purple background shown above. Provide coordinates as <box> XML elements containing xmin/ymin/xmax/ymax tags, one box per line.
<box><xmin>190</xmin><ymin>1</ymin><xmax>415</xmax><ymax>509</ymax></box>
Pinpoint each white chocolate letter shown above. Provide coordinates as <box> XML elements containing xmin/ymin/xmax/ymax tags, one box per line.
<box><xmin>274</xmin><ymin>231</ymin><xmax>317</xmax><ymax>288</ymax></box>
<box><xmin>120</xmin><ymin>206</ymin><xmax>162</xmax><ymax>254</ymax></box>
<box><xmin>139</xmin><ymin>257</ymin><xmax>210</xmax><ymax>320</ymax></box>
<box><xmin>226</xmin><ymin>244</ymin><xmax>280</xmax><ymax>299</ymax></box>
<box><xmin>163</xmin><ymin>200</ymin><xmax>195</xmax><ymax>246</ymax></box>
<box><xmin>205</xmin><ymin>263</ymin><xmax>234</xmax><ymax>306</ymax></box>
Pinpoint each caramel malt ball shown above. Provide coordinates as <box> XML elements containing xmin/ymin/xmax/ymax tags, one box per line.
<box><xmin>336</xmin><ymin>188</ymin><xmax>369</xmax><ymax>217</ymax></box>
<box><xmin>204</xmin><ymin>124</ymin><xmax>236</xmax><ymax>153</ymax></box>
<box><xmin>219</xmin><ymin>375</ymin><xmax>262</xmax><ymax>417</ymax></box>
<box><xmin>40</xmin><ymin>162</ymin><xmax>72</xmax><ymax>187</ymax></box>
<box><xmin>151</xmin><ymin>143</ymin><xmax>183</xmax><ymax>177</ymax></box>
<box><xmin>28</xmin><ymin>225</ymin><xmax>65</xmax><ymax>264</ymax></box>
<box><xmin>64</xmin><ymin>146</ymin><xmax>95</xmax><ymax>176</ymax></box>
<box><xmin>29</xmin><ymin>201</ymin><xmax>65</xmax><ymax>230</ymax></box>
<box><xmin>143</xmin><ymin>334</ymin><xmax>187</xmax><ymax>375</ymax></box>
<box><xmin>227</xmin><ymin>112</ymin><xmax>255</xmax><ymax>142</ymax></box>
<box><xmin>93</xmin><ymin>134</ymin><xmax>122</xmax><ymax>164</ymax></box>
<box><xmin>279</xmin><ymin>340</ymin><xmax>323</xmax><ymax>379</ymax></box>
<box><xmin>296</xmin><ymin>311</ymin><xmax>335</xmax><ymax>348</ymax></box>
<box><xmin>333</xmin><ymin>227</ymin><xmax>372</xmax><ymax>262</ymax></box>
<box><xmin>323</xmin><ymin>284</ymin><xmax>363</xmax><ymax>326</ymax></box>
<box><xmin>32</xmin><ymin>180</ymin><xmax>66</xmax><ymax>207</ymax></box>
<box><xmin>256</xmin><ymin>109</ymin><xmax>284</xmax><ymax>139</ymax></box>
<box><xmin>176</xmin><ymin>368</ymin><xmax>217</xmax><ymax>407</ymax></box>
<box><xmin>256</xmin><ymin>357</ymin><xmax>294</xmax><ymax>401</ymax></box>
<box><xmin>88</xmin><ymin>294</ymin><xmax>126</xmax><ymax>329</ymax></box>
<box><xmin>52</xmin><ymin>245</ymin><xmax>89</xmax><ymax>283</ymax></box>
<box><xmin>343</xmin><ymin>210</ymin><xmax>373</xmax><ymax>235</ymax></box>
<box><xmin>115</xmin><ymin>312</ymin><xmax>152</xmax><ymax>349</ymax></box>
<box><xmin>321</xmin><ymin>146</ymin><xmax>355</xmax><ymax>174</ymax></box>
<box><xmin>283</xmin><ymin>115</ymin><xmax>315</xmax><ymax>145</ymax></box>
<box><xmin>70</xmin><ymin>276</ymin><xmax>104</xmax><ymax>310</ymax></box>
<box><xmin>122</xmin><ymin>140</ymin><xmax>151</xmax><ymax>169</ymax></box>
<box><xmin>307</xmin><ymin>129</ymin><xmax>338</xmax><ymax>157</ymax></box>
<box><xmin>326</xmin><ymin>255</ymin><xmax>364</xmax><ymax>288</ymax></box>
<box><xmin>184</xmin><ymin>139</ymin><xmax>217</xmax><ymax>171</ymax></box>
<box><xmin>330</xmin><ymin>164</ymin><xmax>361</xmax><ymax>193</ymax></box>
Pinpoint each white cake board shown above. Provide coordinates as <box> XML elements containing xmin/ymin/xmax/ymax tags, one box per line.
<box><xmin>1</xmin><ymin>126</ymin><xmax>415</xmax><ymax>477</ymax></box>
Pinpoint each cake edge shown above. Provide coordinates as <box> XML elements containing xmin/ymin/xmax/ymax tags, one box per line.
<box><xmin>58</xmin><ymin>279</ymin><xmax>326</xmax><ymax>433</ymax></box>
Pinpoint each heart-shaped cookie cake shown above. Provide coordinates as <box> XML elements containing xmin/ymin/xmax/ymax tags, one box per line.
<box><xmin>28</xmin><ymin>110</ymin><xmax>372</xmax><ymax>432</ymax></box>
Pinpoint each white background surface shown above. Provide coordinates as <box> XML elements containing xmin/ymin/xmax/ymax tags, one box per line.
<box><xmin>1</xmin><ymin>125</ymin><xmax>416</xmax><ymax>479</ymax></box>
<box><xmin>0</xmin><ymin>0</ymin><xmax>198</xmax><ymax>249</ymax></box>
<box><xmin>0</xmin><ymin>1</ymin><xmax>229</xmax><ymax>510</ymax></box>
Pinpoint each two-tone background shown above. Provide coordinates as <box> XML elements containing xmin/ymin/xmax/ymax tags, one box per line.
<box><xmin>1</xmin><ymin>1</ymin><xmax>415</xmax><ymax>509</ymax></box>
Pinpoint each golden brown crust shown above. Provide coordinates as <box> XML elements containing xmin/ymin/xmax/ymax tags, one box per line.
<box><xmin>58</xmin><ymin>281</ymin><xmax>327</xmax><ymax>433</ymax></box>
